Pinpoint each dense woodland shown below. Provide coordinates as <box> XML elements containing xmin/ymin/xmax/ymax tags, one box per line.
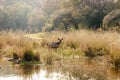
<box><xmin>0</xmin><ymin>0</ymin><xmax>120</xmax><ymax>32</ymax></box>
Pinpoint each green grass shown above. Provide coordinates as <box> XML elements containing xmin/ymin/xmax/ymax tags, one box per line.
<box><xmin>20</xmin><ymin>61</ymin><xmax>41</xmax><ymax>66</ymax></box>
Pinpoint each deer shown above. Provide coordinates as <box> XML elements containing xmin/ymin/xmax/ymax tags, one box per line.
<box><xmin>47</xmin><ymin>38</ymin><xmax>63</xmax><ymax>49</ymax></box>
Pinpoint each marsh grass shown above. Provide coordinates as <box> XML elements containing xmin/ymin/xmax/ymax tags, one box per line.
<box><xmin>41</xmin><ymin>50</ymin><xmax>61</xmax><ymax>65</ymax></box>
<box><xmin>109</xmin><ymin>44</ymin><xmax>120</xmax><ymax>67</ymax></box>
<box><xmin>40</xmin><ymin>30</ymin><xmax>120</xmax><ymax>67</ymax></box>
<box><xmin>43</xmin><ymin>53</ymin><xmax>53</xmax><ymax>65</ymax></box>
<box><xmin>0</xmin><ymin>30</ymin><xmax>41</xmax><ymax>63</ymax></box>
<box><xmin>1</xmin><ymin>30</ymin><xmax>120</xmax><ymax>67</ymax></box>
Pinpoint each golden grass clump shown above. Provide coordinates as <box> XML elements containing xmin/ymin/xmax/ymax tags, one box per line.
<box><xmin>0</xmin><ymin>30</ymin><xmax>41</xmax><ymax>62</ymax></box>
<box><xmin>12</xmin><ymin>39</ymin><xmax>41</xmax><ymax>62</ymax></box>
<box><xmin>108</xmin><ymin>39</ymin><xmax>120</xmax><ymax>67</ymax></box>
<box><xmin>42</xmin><ymin>51</ymin><xmax>61</xmax><ymax>65</ymax></box>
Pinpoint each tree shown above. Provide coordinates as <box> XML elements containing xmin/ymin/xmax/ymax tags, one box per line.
<box><xmin>42</xmin><ymin>0</ymin><xmax>116</xmax><ymax>31</ymax></box>
<box><xmin>8</xmin><ymin>2</ymin><xmax>32</xmax><ymax>30</ymax></box>
<box><xmin>0</xmin><ymin>1</ymin><xmax>32</xmax><ymax>30</ymax></box>
<box><xmin>0</xmin><ymin>8</ymin><xmax>9</xmax><ymax>30</ymax></box>
<box><xmin>38</xmin><ymin>0</ymin><xmax>61</xmax><ymax>18</ymax></box>
<box><xmin>0</xmin><ymin>0</ymin><xmax>118</xmax><ymax>31</ymax></box>
<box><xmin>115</xmin><ymin>0</ymin><xmax>120</xmax><ymax>9</ymax></box>
<box><xmin>103</xmin><ymin>10</ymin><xmax>120</xmax><ymax>29</ymax></box>
<box><xmin>28</xmin><ymin>10</ymin><xmax>47</xmax><ymax>32</ymax></box>
<box><xmin>43</xmin><ymin>8</ymin><xmax>80</xmax><ymax>31</ymax></box>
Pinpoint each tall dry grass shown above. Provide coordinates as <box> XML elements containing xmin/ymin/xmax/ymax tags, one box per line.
<box><xmin>1</xmin><ymin>30</ymin><xmax>120</xmax><ymax>66</ymax></box>
<box><xmin>0</xmin><ymin>30</ymin><xmax>40</xmax><ymax>62</ymax></box>
<box><xmin>41</xmin><ymin>30</ymin><xmax>120</xmax><ymax>66</ymax></box>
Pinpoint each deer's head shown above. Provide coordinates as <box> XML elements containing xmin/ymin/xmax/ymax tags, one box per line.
<box><xmin>58</xmin><ymin>38</ymin><xmax>63</xmax><ymax>42</ymax></box>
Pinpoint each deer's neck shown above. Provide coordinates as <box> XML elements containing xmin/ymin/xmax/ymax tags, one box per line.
<box><xmin>57</xmin><ymin>40</ymin><xmax>62</xmax><ymax>45</ymax></box>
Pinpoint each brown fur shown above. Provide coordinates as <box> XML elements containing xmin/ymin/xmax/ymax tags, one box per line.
<box><xmin>47</xmin><ymin>38</ymin><xmax>63</xmax><ymax>49</ymax></box>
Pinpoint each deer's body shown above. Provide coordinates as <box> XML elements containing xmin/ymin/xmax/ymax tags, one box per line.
<box><xmin>47</xmin><ymin>38</ymin><xmax>63</xmax><ymax>49</ymax></box>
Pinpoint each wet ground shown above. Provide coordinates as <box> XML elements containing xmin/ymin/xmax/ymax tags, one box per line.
<box><xmin>0</xmin><ymin>57</ymin><xmax>120</xmax><ymax>80</ymax></box>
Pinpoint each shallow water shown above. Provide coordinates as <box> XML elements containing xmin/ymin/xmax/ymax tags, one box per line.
<box><xmin>0</xmin><ymin>58</ymin><xmax>120</xmax><ymax>80</ymax></box>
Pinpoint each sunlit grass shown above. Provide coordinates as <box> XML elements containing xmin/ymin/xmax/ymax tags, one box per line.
<box><xmin>1</xmin><ymin>30</ymin><xmax>120</xmax><ymax>67</ymax></box>
<box><xmin>0</xmin><ymin>30</ymin><xmax>41</xmax><ymax>63</ymax></box>
<box><xmin>36</xmin><ymin>30</ymin><xmax>120</xmax><ymax>66</ymax></box>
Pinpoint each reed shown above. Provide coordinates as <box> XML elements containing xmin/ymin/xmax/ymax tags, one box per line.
<box><xmin>41</xmin><ymin>30</ymin><xmax>120</xmax><ymax>67</ymax></box>
<box><xmin>1</xmin><ymin>30</ymin><xmax>120</xmax><ymax>67</ymax></box>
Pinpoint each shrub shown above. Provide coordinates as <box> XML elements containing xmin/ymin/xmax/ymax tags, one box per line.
<box><xmin>22</xmin><ymin>50</ymin><xmax>40</xmax><ymax>62</ymax></box>
<box><xmin>12</xmin><ymin>52</ymin><xmax>19</xmax><ymax>60</ymax></box>
<box><xmin>33</xmin><ymin>51</ymin><xmax>40</xmax><ymax>61</ymax></box>
<box><xmin>109</xmin><ymin>46</ymin><xmax>120</xmax><ymax>67</ymax></box>
<box><xmin>84</xmin><ymin>47</ymin><xmax>108</xmax><ymax>57</ymax></box>
<box><xmin>110</xmin><ymin>54</ymin><xmax>120</xmax><ymax>67</ymax></box>
<box><xmin>103</xmin><ymin>10</ymin><xmax>120</xmax><ymax>29</ymax></box>
<box><xmin>22</xmin><ymin>50</ymin><xmax>34</xmax><ymax>61</ymax></box>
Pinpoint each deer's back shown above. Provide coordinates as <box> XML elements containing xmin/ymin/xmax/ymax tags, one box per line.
<box><xmin>47</xmin><ymin>42</ymin><xmax>60</xmax><ymax>48</ymax></box>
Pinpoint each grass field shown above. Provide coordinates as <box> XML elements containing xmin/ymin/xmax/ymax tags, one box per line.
<box><xmin>0</xmin><ymin>30</ymin><xmax>120</xmax><ymax>67</ymax></box>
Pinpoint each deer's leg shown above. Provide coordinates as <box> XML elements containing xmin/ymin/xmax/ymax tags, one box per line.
<box><xmin>47</xmin><ymin>46</ymin><xmax>51</xmax><ymax>51</ymax></box>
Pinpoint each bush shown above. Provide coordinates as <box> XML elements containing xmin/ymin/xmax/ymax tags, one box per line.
<box><xmin>12</xmin><ymin>52</ymin><xmax>19</xmax><ymax>60</ymax></box>
<box><xmin>22</xmin><ymin>50</ymin><xmax>34</xmax><ymax>61</ymax></box>
<box><xmin>84</xmin><ymin>47</ymin><xmax>108</xmax><ymax>57</ymax></box>
<box><xmin>109</xmin><ymin>48</ymin><xmax>120</xmax><ymax>67</ymax></box>
<box><xmin>22</xmin><ymin>50</ymin><xmax>40</xmax><ymax>62</ymax></box>
<box><xmin>103</xmin><ymin>10</ymin><xmax>120</xmax><ymax>29</ymax></box>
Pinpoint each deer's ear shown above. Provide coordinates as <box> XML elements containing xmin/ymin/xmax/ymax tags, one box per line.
<box><xmin>58</xmin><ymin>38</ymin><xmax>60</xmax><ymax>40</ymax></box>
<box><xmin>58</xmin><ymin>38</ymin><xmax>63</xmax><ymax>40</ymax></box>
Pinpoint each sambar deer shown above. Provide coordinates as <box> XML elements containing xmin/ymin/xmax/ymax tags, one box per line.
<box><xmin>47</xmin><ymin>38</ymin><xmax>63</xmax><ymax>49</ymax></box>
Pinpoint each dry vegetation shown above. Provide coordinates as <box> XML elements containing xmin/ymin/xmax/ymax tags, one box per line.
<box><xmin>37</xmin><ymin>30</ymin><xmax>120</xmax><ymax>67</ymax></box>
<box><xmin>0</xmin><ymin>30</ymin><xmax>40</xmax><ymax>63</ymax></box>
<box><xmin>0</xmin><ymin>30</ymin><xmax>120</xmax><ymax>67</ymax></box>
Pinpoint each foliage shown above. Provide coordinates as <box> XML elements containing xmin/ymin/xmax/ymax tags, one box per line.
<box><xmin>0</xmin><ymin>0</ymin><xmax>61</xmax><ymax>32</ymax></box>
<box><xmin>103</xmin><ymin>10</ymin><xmax>120</xmax><ymax>29</ymax></box>
<box><xmin>43</xmin><ymin>0</ymin><xmax>117</xmax><ymax>31</ymax></box>
<box><xmin>28</xmin><ymin>11</ymin><xmax>47</xmax><ymax>32</ymax></box>
<box><xmin>0</xmin><ymin>0</ymin><xmax>119</xmax><ymax>31</ymax></box>
<box><xmin>84</xmin><ymin>47</ymin><xmax>108</xmax><ymax>57</ymax></box>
